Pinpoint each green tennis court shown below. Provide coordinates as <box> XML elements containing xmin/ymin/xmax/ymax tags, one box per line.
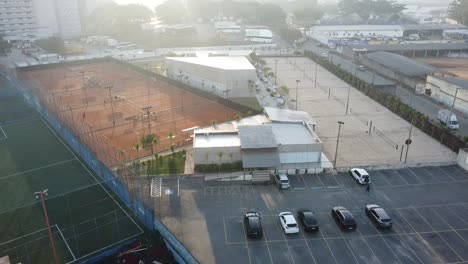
<box><xmin>0</xmin><ymin>117</ymin><xmax>143</xmax><ymax>263</ymax></box>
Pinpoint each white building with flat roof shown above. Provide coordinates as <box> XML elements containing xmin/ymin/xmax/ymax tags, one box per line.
<box><xmin>0</xmin><ymin>0</ymin><xmax>38</xmax><ymax>41</ymax></box>
<box><xmin>193</xmin><ymin>108</ymin><xmax>325</xmax><ymax>172</ymax></box>
<box><xmin>165</xmin><ymin>56</ymin><xmax>257</xmax><ymax>98</ymax></box>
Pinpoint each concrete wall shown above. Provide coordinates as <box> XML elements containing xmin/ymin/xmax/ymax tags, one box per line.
<box><xmin>166</xmin><ymin>59</ymin><xmax>257</xmax><ymax>98</ymax></box>
<box><xmin>426</xmin><ymin>75</ymin><xmax>468</xmax><ymax>115</ymax></box>
<box><xmin>457</xmin><ymin>148</ymin><xmax>468</xmax><ymax>172</ymax></box>
<box><xmin>193</xmin><ymin>146</ymin><xmax>242</xmax><ymax>165</ymax></box>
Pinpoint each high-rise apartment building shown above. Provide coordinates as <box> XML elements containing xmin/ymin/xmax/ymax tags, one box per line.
<box><xmin>0</xmin><ymin>0</ymin><xmax>38</xmax><ymax>41</ymax></box>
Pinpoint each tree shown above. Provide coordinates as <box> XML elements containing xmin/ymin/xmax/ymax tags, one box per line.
<box><xmin>293</xmin><ymin>8</ymin><xmax>323</xmax><ymax>23</ymax></box>
<box><xmin>155</xmin><ymin>0</ymin><xmax>185</xmax><ymax>24</ymax></box>
<box><xmin>217</xmin><ymin>151</ymin><xmax>223</xmax><ymax>174</ymax></box>
<box><xmin>140</xmin><ymin>133</ymin><xmax>157</xmax><ymax>155</ymax></box>
<box><xmin>34</xmin><ymin>37</ymin><xmax>65</xmax><ymax>54</ymax></box>
<box><xmin>449</xmin><ymin>0</ymin><xmax>468</xmax><ymax>25</ymax></box>
<box><xmin>0</xmin><ymin>35</ymin><xmax>11</xmax><ymax>56</ymax></box>
<box><xmin>338</xmin><ymin>0</ymin><xmax>405</xmax><ymax>21</ymax></box>
<box><xmin>134</xmin><ymin>143</ymin><xmax>140</xmax><ymax>159</ymax></box>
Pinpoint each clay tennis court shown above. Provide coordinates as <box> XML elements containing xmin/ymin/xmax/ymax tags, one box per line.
<box><xmin>419</xmin><ymin>58</ymin><xmax>468</xmax><ymax>80</ymax></box>
<box><xmin>18</xmin><ymin>61</ymin><xmax>240</xmax><ymax>165</ymax></box>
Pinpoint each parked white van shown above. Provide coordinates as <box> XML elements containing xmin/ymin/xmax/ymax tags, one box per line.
<box><xmin>438</xmin><ymin>109</ymin><xmax>459</xmax><ymax>130</ymax></box>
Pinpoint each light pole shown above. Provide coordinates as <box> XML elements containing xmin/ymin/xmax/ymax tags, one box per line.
<box><xmin>448</xmin><ymin>87</ymin><xmax>459</xmax><ymax>127</ymax></box>
<box><xmin>105</xmin><ymin>85</ymin><xmax>115</xmax><ymax>126</ymax></box>
<box><xmin>274</xmin><ymin>59</ymin><xmax>278</xmax><ymax>86</ymax></box>
<box><xmin>34</xmin><ymin>189</ymin><xmax>59</xmax><ymax>264</ymax></box>
<box><xmin>142</xmin><ymin>106</ymin><xmax>153</xmax><ymax>135</ymax></box>
<box><xmin>334</xmin><ymin>121</ymin><xmax>344</xmax><ymax>168</ymax></box>
<box><xmin>404</xmin><ymin>84</ymin><xmax>417</xmax><ymax>164</ymax></box>
<box><xmin>295</xmin><ymin>80</ymin><xmax>300</xmax><ymax>110</ymax></box>
<box><xmin>345</xmin><ymin>65</ymin><xmax>354</xmax><ymax>115</ymax></box>
<box><xmin>314</xmin><ymin>61</ymin><xmax>318</xmax><ymax>89</ymax></box>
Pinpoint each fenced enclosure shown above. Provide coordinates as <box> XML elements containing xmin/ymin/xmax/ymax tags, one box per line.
<box><xmin>0</xmin><ymin>60</ymin><xmax>200</xmax><ymax>263</ymax></box>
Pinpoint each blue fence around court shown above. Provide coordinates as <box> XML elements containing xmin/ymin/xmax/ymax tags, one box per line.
<box><xmin>1</xmin><ymin>68</ymin><xmax>198</xmax><ymax>264</ymax></box>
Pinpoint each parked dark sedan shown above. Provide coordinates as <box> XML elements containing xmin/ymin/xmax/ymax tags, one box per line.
<box><xmin>297</xmin><ymin>209</ymin><xmax>319</xmax><ymax>232</ymax></box>
<box><xmin>365</xmin><ymin>204</ymin><xmax>393</xmax><ymax>229</ymax></box>
<box><xmin>331</xmin><ymin>206</ymin><xmax>357</xmax><ymax>230</ymax></box>
<box><xmin>244</xmin><ymin>212</ymin><xmax>263</xmax><ymax>238</ymax></box>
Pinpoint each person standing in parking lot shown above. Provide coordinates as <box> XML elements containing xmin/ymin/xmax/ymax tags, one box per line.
<box><xmin>366</xmin><ymin>184</ymin><xmax>371</xmax><ymax>193</ymax></box>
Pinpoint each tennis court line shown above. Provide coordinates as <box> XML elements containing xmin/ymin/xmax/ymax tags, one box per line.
<box><xmin>42</xmin><ymin>119</ymin><xmax>144</xmax><ymax>234</ymax></box>
<box><xmin>0</xmin><ymin>158</ymin><xmax>77</xmax><ymax>180</ymax></box>
<box><xmin>0</xmin><ymin>226</ymin><xmax>50</xmax><ymax>247</ymax></box>
<box><xmin>0</xmin><ymin>126</ymin><xmax>7</xmax><ymax>140</ymax></box>
<box><xmin>56</xmin><ymin>225</ymin><xmax>76</xmax><ymax>260</ymax></box>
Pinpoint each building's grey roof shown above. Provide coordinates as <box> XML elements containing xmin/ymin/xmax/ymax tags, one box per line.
<box><xmin>434</xmin><ymin>76</ymin><xmax>468</xmax><ymax>89</ymax></box>
<box><xmin>352</xmin><ymin>43</ymin><xmax>468</xmax><ymax>52</ymax></box>
<box><xmin>264</xmin><ymin>107</ymin><xmax>316</xmax><ymax>125</ymax></box>
<box><xmin>401</xmin><ymin>24</ymin><xmax>467</xmax><ymax>31</ymax></box>
<box><xmin>363</xmin><ymin>51</ymin><xmax>450</xmax><ymax>77</ymax></box>
<box><xmin>271</xmin><ymin>123</ymin><xmax>320</xmax><ymax>145</ymax></box>
<box><xmin>238</xmin><ymin>125</ymin><xmax>277</xmax><ymax>149</ymax></box>
<box><xmin>241</xmin><ymin>149</ymin><xmax>280</xmax><ymax>168</ymax></box>
<box><xmin>312</xmin><ymin>25</ymin><xmax>403</xmax><ymax>31</ymax></box>
<box><xmin>165</xmin><ymin>56</ymin><xmax>255</xmax><ymax>70</ymax></box>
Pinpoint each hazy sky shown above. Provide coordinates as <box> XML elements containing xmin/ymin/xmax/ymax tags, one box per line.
<box><xmin>113</xmin><ymin>0</ymin><xmax>451</xmax><ymax>9</ymax></box>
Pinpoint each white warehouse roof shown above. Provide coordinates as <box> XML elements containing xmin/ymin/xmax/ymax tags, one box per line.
<box><xmin>194</xmin><ymin>133</ymin><xmax>240</xmax><ymax>148</ymax></box>
<box><xmin>311</xmin><ymin>25</ymin><xmax>404</xmax><ymax>31</ymax></box>
<box><xmin>264</xmin><ymin>107</ymin><xmax>316</xmax><ymax>125</ymax></box>
<box><xmin>271</xmin><ymin>123</ymin><xmax>320</xmax><ymax>145</ymax></box>
<box><xmin>165</xmin><ymin>56</ymin><xmax>255</xmax><ymax>70</ymax></box>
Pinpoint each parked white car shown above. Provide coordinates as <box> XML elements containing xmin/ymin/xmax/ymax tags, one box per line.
<box><xmin>278</xmin><ymin>212</ymin><xmax>299</xmax><ymax>234</ymax></box>
<box><xmin>274</xmin><ymin>174</ymin><xmax>290</xmax><ymax>189</ymax></box>
<box><xmin>349</xmin><ymin>168</ymin><xmax>371</xmax><ymax>184</ymax></box>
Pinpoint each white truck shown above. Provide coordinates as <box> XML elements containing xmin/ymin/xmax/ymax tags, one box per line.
<box><xmin>438</xmin><ymin>109</ymin><xmax>459</xmax><ymax>129</ymax></box>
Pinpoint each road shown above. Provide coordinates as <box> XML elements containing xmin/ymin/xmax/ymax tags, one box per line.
<box><xmin>304</xmin><ymin>41</ymin><xmax>468</xmax><ymax>137</ymax></box>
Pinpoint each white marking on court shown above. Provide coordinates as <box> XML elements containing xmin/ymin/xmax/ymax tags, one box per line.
<box><xmin>0</xmin><ymin>226</ymin><xmax>50</xmax><ymax>246</ymax></box>
<box><xmin>240</xmin><ymin>218</ymin><xmax>252</xmax><ymax>264</ymax></box>
<box><xmin>151</xmin><ymin>178</ymin><xmax>162</xmax><ymax>197</ymax></box>
<box><xmin>56</xmin><ymin>225</ymin><xmax>76</xmax><ymax>260</ymax></box>
<box><xmin>0</xmin><ymin>126</ymin><xmax>7</xmax><ymax>140</ymax></box>
<box><xmin>42</xmin><ymin>119</ymin><xmax>144</xmax><ymax>236</ymax></box>
<box><xmin>0</xmin><ymin>158</ymin><xmax>77</xmax><ymax>180</ymax></box>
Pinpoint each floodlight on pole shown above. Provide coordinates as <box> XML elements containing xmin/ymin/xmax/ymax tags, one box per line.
<box><xmin>334</xmin><ymin>121</ymin><xmax>344</xmax><ymax>168</ymax></box>
<box><xmin>34</xmin><ymin>189</ymin><xmax>59</xmax><ymax>264</ymax></box>
<box><xmin>295</xmin><ymin>80</ymin><xmax>300</xmax><ymax>110</ymax></box>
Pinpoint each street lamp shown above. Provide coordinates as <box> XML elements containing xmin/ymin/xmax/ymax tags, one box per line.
<box><xmin>274</xmin><ymin>59</ymin><xmax>278</xmax><ymax>86</ymax></box>
<box><xmin>295</xmin><ymin>80</ymin><xmax>300</xmax><ymax>110</ymax></box>
<box><xmin>334</xmin><ymin>121</ymin><xmax>344</xmax><ymax>168</ymax></box>
<box><xmin>34</xmin><ymin>189</ymin><xmax>59</xmax><ymax>264</ymax></box>
<box><xmin>404</xmin><ymin>83</ymin><xmax>417</xmax><ymax>163</ymax></box>
<box><xmin>345</xmin><ymin>66</ymin><xmax>354</xmax><ymax>115</ymax></box>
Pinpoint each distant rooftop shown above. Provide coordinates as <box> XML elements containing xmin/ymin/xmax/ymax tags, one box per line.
<box><xmin>401</xmin><ymin>24</ymin><xmax>467</xmax><ymax>31</ymax></box>
<box><xmin>363</xmin><ymin>51</ymin><xmax>451</xmax><ymax>77</ymax></box>
<box><xmin>352</xmin><ymin>43</ymin><xmax>468</xmax><ymax>52</ymax></box>
<box><xmin>312</xmin><ymin>25</ymin><xmax>403</xmax><ymax>31</ymax></box>
<box><xmin>434</xmin><ymin>76</ymin><xmax>468</xmax><ymax>89</ymax></box>
<box><xmin>165</xmin><ymin>56</ymin><xmax>255</xmax><ymax>70</ymax></box>
<box><xmin>238</xmin><ymin>125</ymin><xmax>277</xmax><ymax>149</ymax></box>
<box><xmin>264</xmin><ymin>107</ymin><xmax>316</xmax><ymax>125</ymax></box>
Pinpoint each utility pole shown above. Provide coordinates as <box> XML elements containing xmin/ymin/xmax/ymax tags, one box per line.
<box><xmin>448</xmin><ymin>87</ymin><xmax>459</xmax><ymax>127</ymax></box>
<box><xmin>274</xmin><ymin>59</ymin><xmax>278</xmax><ymax>86</ymax></box>
<box><xmin>105</xmin><ymin>85</ymin><xmax>115</xmax><ymax>126</ymax></box>
<box><xmin>79</xmin><ymin>71</ymin><xmax>88</xmax><ymax>106</ymax></box>
<box><xmin>404</xmin><ymin>119</ymin><xmax>414</xmax><ymax>163</ymax></box>
<box><xmin>142</xmin><ymin>106</ymin><xmax>153</xmax><ymax>135</ymax></box>
<box><xmin>345</xmin><ymin>66</ymin><xmax>354</xmax><ymax>115</ymax></box>
<box><xmin>34</xmin><ymin>189</ymin><xmax>59</xmax><ymax>264</ymax></box>
<box><xmin>314</xmin><ymin>61</ymin><xmax>318</xmax><ymax>89</ymax></box>
<box><xmin>334</xmin><ymin>121</ymin><xmax>344</xmax><ymax>168</ymax></box>
<box><xmin>295</xmin><ymin>80</ymin><xmax>300</xmax><ymax>110</ymax></box>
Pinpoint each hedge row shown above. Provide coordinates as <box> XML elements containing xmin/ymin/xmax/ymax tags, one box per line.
<box><xmin>194</xmin><ymin>161</ymin><xmax>243</xmax><ymax>173</ymax></box>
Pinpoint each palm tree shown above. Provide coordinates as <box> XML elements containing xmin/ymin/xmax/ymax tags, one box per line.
<box><xmin>170</xmin><ymin>144</ymin><xmax>176</xmax><ymax>156</ymax></box>
<box><xmin>211</xmin><ymin>120</ymin><xmax>217</xmax><ymax>127</ymax></box>
<box><xmin>168</xmin><ymin>131</ymin><xmax>175</xmax><ymax>148</ymax></box>
<box><xmin>217</xmin><ymin>151</ymin><xmax>223</xmax><ymax>174</ymax></box>
<box><xmin>140</xmin><ymin>133</ymin><xmax>156</xmax><ymax>155</ymax></box>
<box><xmin>235</xmin><ymin>114</ymin><xmax>241</xmax><ymax>122</ymax></box>
<box><xmin>134</xmin><ymin>143</ymin><xmax>140</xmax><ymax>159</ymax></box>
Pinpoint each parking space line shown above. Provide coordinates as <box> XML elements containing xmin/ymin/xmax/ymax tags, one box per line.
<box><xmin>332</xmin><ymin>174</ymin><xmax>344</xmax><ymax>189</ymax></box>
<box><xmin>413</xmin><ymin>208</ymin><xmax>437</xmax><ymax>232</ymax></box>
<box><xmin>279</xmin><ymin>223</ymin><xmax>297</xmax><ymax>264</ymax></box>
<box><xmin>453</xmin><ymin>166</ymin><xmax>468</xmax><ymax>178</ymax></box>
<box><xmin>431</xmin><ymin>207</ymin><xmax>468</xmax><ymax>250</ymax></box>
<box><xmin>392</xmin><ymin>209</ymin><xmax>417</xmax><ymax>233</ymax></box>
<box><xmin>407</xmin><ymin>167</ymin><xmax>427</xmax><ymax>183</ymax></box>
<box><xmin>322</xmin><ymin>237</ymin><xmax>339</xmax><ymax>264</ymax></box>
<box><xmin>435</xmin><ymin>232</ymin><xmax>465</xmax><ymax>262</ymax></box>
<box><xmin>374</xmin><ymin>170</ymin><xmax>393</xmax><ymax>186</ymax></box>
<box><xmin>298</xmin><ymin>232</ymin><xmax>317</xmax><ymax>264</ymax></box>
<box><xmin>360</xmin><ymin>237</ymin><xmax>383</xmax><ymax>264</ymax></box>
<box><xmin>223</xmin><ymin>217</ymin><xmax>229</xmax><ymax>245</ymax></box>
<box><xmin>343</xmin><ymin>238</ymin><xmax>362</xmax><ymax>264</ymax></box>
<box><xmin>438</xmin><ymin>167</ymin><xmax>457</xmax><ymax>181</ymax></box>
<box><xmin>422</xmin><ymin>167</ymin><xmax>442</xmax><ymax>183</ymax></box>
<box><xmin>262</xmin><ymin>234</ymin><xmax>275</xmax><ymax>264</ymax></box>
<box><xmin>396</xmin><ymin>234</ymin><xmax>425</xmax><ymax>264</ymax></box>
<box><xmin>299</xmin><ymin>175</ymin><xmax>310</xmax><ymax>190</ymax></box>
<box><xmin>240</xmin><ymin>218</ymin><xmax>252</xmax><ymax>264</ymax></box>
<box><xmin>393</xmin><ymin>170</ymin><xmax>413</xmax><ymax>185</ymax></box>
<box><xmin>448</xmin><ymin>207</ymin><xmax>468</xmax><ymax>226</ymax></box>
<box><xmin>316</xmin><ymin>174</ymin><xmax>326</xmax><ymax>189</ymax></box>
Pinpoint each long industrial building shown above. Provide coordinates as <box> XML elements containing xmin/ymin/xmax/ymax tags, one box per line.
<box><xmin>165</xmin><ymin>56</ymin><xmax>257</xmax><ymax>98</ymax></box>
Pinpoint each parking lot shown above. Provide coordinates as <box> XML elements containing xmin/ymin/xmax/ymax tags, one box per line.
<box><xmin>262</xmin><ymin>57</ymin><xmax>457</xmax><ymax>168</ymax></box>
<box><xmin>150</xmin><ymin>165</ymin><xmax>468</xmax><ymax>263</ymax></box>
